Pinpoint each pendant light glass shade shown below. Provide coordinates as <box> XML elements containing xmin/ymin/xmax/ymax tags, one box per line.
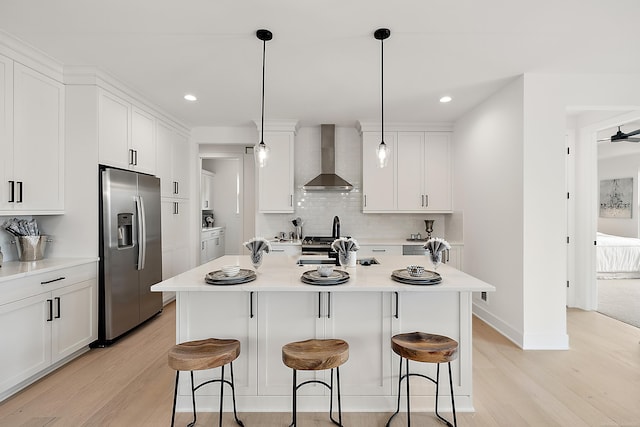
<box><xmin>254</xmin><ymin>140</ymin><xmax>270</xmax><ymax>168</ymax></box>
<box><xmin>374</xmin><ymin>28</ymin><xmax>391</xmax><ymax>168</ymax></box>
<box><xmin>254</xmin><ymin>29</ymin><xmax>273</xmax><ymax>168</ymax></box>
<box><xmin>376</xmin><ymin>141</ymin><xmax>390</xmax><ymax>168</ymax></box>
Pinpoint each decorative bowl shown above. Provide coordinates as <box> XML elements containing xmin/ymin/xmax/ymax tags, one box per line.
<box><xmin>317</xmin><ymin>265</ymin><xmax>334</xmax><ymax>277</ymax></box>
<box><xmin>222</xmin><ymin>265</ymin><xmax>240</xmax><ymax>277</ymax></box>
<box><xmin>406</xmin><ymin>265</ymin><xmax>425</xmax><ymax>277</ymax></box>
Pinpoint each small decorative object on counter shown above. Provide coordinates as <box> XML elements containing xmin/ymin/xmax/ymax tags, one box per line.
<box><xmin>332</xmin><ymin>237</ymin><xmax>359</xmax><ymax>268</ymax></box>
<box><xmin>423</xmin><ymin>237</ymin><xmax>450</xmax><ymax>269</ymax></box>
<box><xmin>3</xmin><ymin>218</ymin><xmax>51</xmax><ymax>261</ymax></box>
<box><xmin>406</xmin><ymin>265</ymin><xmax>425</xmax><ymax>277</ymax></box>
<box><xmin>244</xmin><ymin>237</ymin><xmax>271</xmax><ymax>269</ymax></box>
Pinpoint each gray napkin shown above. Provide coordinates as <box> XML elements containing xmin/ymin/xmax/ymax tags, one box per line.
<box><xmin>244</xmin><ymin>237</ymin><xmax>271</xmax><ymax>264</ymax></box>
<box><xmin>331</xmin><ymin>237</ymin><xmax>360</xmax><ymax>254</ymax></box>
<box><xmin>424</xmin><ymin>237</ymin><xmax>450</xmax><ymax>263</ymax></box>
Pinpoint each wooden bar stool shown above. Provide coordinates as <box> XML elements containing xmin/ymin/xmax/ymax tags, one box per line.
<box><xmin>386</xmin><ymin>332</ymin><xmax>458</xmax><ymax>427</ymax></box>
<box><xmin>282</xmin><ymin>338</ymin><xmax>349</xmax><ymax>427</ymax></box>
<box><xmin>168</xmin><ymin>338</ymin><xmax>244</xmax><ymax>427</ymax></box>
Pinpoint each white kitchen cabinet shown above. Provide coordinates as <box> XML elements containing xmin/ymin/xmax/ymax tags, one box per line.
<box><xmin>177</xmin><ymin>291</ymin><xmax>257</xmax><ymax>396</ymax></box>
<box><xmin>200</xmin><ymin>171</ymin><xmax>215</xmax><ymax>210</ymax></box>
<box><xmin>157</xmin><ymin>121</ymin><xmax>190</xmax><ymax>199</ymax></box>
<box><xmin>361</xmin><ymin>129</ymin><xmax>451</xmax><ymax>213</ymax></box>
<box><xmin>0</xmin><ymin>261</ymin><xmax>97</xmax><ymax>400</ymax></box>
<box><xmin>257</xmin><ymin>291</ymin><xmax>392</xmax><ymax>397</ymax></box>
<box><xmin>98</xmin><ymin>90</ymin><xmax>156</xmax><ymax>175</ymax></box>
<box><xmin>362</xmin><ymin>132</ymin><xmax>396</xmax><ymax>212</ymax></box>
<box><xmin>200</xmin><ymin>227</ymin><xmax>225</xmax><ymax>265</ymax></box>
<box><xmin>397</xmin><ymin>132</ymin><xmax>451</xmax><ymax>212</ymax></box>
<box><xmin>268</xmin><ymin>243</ymin><xmax>301</xmax><ymax>257</ymax></box>
<box><xmin>258</xmin><ymin>132</ymin><xmax>294</xmax><ymax>213</ymax></box>
<box><xmin>0</xmin><ymin>58</ymin><xmax>64</xmax><ymax>213</ymax></box>
<box><xmin>161</xmin><ymin>198</ymin><xmax>190</xmax><ymax>279</ymax></box>
<box><xmin>358</xmin><ymin>244</ymin><xmax>402</xmax><ymax>257</ymax></box>
<box><xmin>444</xmin><ymin>243</ymin><xmax>463</xmax><ymax>270</ymax></box>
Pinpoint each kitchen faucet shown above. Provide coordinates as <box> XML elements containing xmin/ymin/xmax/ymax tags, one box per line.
<box><xmin>332</xmin><ymin>216</ymin><xmax>340</xmax><ymax>239</ymax></box>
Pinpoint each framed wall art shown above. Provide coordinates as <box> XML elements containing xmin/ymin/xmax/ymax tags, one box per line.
<box><xmin>599</xmin><ymin>177</ymin><xmax>633</xmax><ymax>218</ymax></box>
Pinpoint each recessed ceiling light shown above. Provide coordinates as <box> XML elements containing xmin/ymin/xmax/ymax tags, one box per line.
<box><xmin>440</xmin><ymin>96</ymin><xmax>452</xmax><ymax>103</ymax></box>
<box><xmin>184</xmin><ymin>94</ymin><xmax>197</xmax><ymax>101</ymax></box>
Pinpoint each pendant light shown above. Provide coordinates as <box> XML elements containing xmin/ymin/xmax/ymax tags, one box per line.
<box><xmin>374</xmin><ymin>28</ymin><xmax>391</xmax><ymax>168</ymax></box>
<box><xmin>255</xmin><ymin>29</ymin><xmax>273</xmax><ymax>168</ymax></box>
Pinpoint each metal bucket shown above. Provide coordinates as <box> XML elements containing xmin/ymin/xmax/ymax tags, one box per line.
<box><xmin>13</xmin><ymin>235</ymin><xmax>51</xmax><ymax>261</ymax></box>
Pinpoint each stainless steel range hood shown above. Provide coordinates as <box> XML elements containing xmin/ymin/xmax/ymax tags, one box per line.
<box><xmin>302</xmin><ymin>124</ymin><xmax>354</xmax><ymax>191</ymax></box>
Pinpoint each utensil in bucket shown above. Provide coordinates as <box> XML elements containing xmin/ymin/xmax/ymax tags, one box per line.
<box><xmin>12</xmin><ymin>235</ymin><xmax>52</xmax><ymax>261</ymax></box>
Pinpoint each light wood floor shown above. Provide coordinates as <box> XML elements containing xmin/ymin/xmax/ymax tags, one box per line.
<box><xmin>0</xmin><ymin>302</ymin><xmax>639</xmax><ymax>426</ymax></box>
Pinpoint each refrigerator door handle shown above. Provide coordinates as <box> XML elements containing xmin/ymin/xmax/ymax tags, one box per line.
<box><xmin>135</xmin><ymin>195</ymin><xmax>147</xmax><ymax>270</ymax></box>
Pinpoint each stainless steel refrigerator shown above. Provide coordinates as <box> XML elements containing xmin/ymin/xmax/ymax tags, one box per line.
<box><xmin>98</xmin><ymin>166</ymin><xmax>163</xmax><ymax>345</ymax></box>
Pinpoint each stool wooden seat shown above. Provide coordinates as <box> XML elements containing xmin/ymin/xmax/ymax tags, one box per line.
<box><xmin>169</xmin><ymin>338</ymin><xmax>244</xmax><ymax>427</ymax></box>
<box><xmin>282</xmin><ymin>338</ymin><xmax>349</xmax><ymax>371</ymax></box>
<box><xmin>387</xmin><ymin>332</ymin><xmax>459</xmax><ymax>427</ymax></box>
<box><xmin>282</xmin><ymin>339</ymin><xmax>349</xmax><ymax>427</ymax></box>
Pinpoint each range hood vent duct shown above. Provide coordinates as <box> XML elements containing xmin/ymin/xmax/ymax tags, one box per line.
<box><xmin>302</xmin><ymin>124</ymin><xmax>354</xmax><ymax>192</ymax></box>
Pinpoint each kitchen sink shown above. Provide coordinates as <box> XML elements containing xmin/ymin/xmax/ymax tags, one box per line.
<box><xmin>296</xmin><ymin>258</ymin><xmax>338</xmax><ymax>266</ymax></box>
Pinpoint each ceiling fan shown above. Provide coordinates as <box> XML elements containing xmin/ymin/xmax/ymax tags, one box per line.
<box><xmin>599</xmin><ymin>126</ymin><xmax>640</xmax><ymax>143</ymax></box>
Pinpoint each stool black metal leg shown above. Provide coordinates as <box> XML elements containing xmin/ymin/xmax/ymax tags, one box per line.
<box><xmin>328</xmin><ymin>367</ymin><xmax>343</xmax><ymax>426</ymax></box>
<box><xmin>171</xmin><ymin>371</ymin><xmax>179</xmax><ymax>427</ymax></box>
<box><xmin>289</xmin><ymin>369</ymin><xmax>297</xmax><ymax>427</ymax></box>
<box><xmin>188</xmin><ymin>371</ymin><xmax>197</xmax><ymax>427</ymax></box>
<box><xmin>219</xmin><ymin>365</ymin><xmax>225</xmax><ymax>427</ymax></box>
<box><xmin>434</xmin><ymin>362</ymin><xmax>456</xmax><ymax>427</ymax></box>
<box><xmin>386</xmin><ymin>355</ymin><xmax>404</xmax><ymax>426</ymax></box>
<box><xmin>337</xmin><ymin>366</ymin><xmax>343</xmax><ymax>427</ymax></box>
<box><xmin>448</xmin><ymin>362</ymin><xmax>457</xmax><ymax>427</ymax></box>
<box><xmin>229</xmin><ymin>362</ymin><xmax>245</xmax><ymax>427</ymax></box>
<box><xmin>406</xmin><ymin>359</ymin><xmax>411</xmax><ymax>427</ymax></box>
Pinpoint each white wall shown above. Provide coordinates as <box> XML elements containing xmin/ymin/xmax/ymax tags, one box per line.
<box><xmin>460</xmin><ymin>73</ymin><xmax>640</xmax><ymax>349</ymax></box>
<box><xmin>453</xmin><ymin>77</ymin><xmax>525</xmax><ymax>345</ymax></box>
<box><xmin>205</xmin><ymin>158</ymin><xmax>243</xmax><ymax>254</ymax></box>
<box><xmin>597</xmin><ymin>155</ymin><xmax>640</xmax><ymax>237</ymax></box>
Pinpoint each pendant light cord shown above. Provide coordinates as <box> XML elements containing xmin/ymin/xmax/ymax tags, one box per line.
<box><xmin>380</xmin><ymin>36</ymin><xmax>384</xmax><ymax>143</ymax></box>
<box><xmin>260</xmin><ymin>38</ymin><xmax>266</xmax><ymax>144</ymax></box>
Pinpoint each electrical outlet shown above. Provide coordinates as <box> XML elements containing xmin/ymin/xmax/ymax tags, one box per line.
<box><xmin>481</xmin><ymin>291</ymin><xmax>487</xmax><ymax>301</ymax></box>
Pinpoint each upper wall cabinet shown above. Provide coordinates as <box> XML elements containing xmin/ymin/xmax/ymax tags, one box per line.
<box><xmin>157</xmin><ymin>121</ymin><xmax>190</xmax><ymax>199</ymax></box>
<box><xmin>396</xmin><ymin>132</ymin><xmax>451</xmax><ymax>212</ymax></box>
<box><xmin>361</xmin><ymin>127</ymin><xmax>452</xmax><ymax>213</ymax></box>
<box><xmin>98</xmin><ymin>90</ymin><xmax>156</xmax><ymax>175</ymax></box>
<box><xmin>0</xmin><ymin>56</ymin><xmax>64</xmax><ymax>214</ymax></box>
<box><xmin>362</xmin><ymin>132</ymin><xmax>396</xmax><ymax>211</ymax></box>
<box><xmin>258</xmin><ymin>131</ymin><xmax>294</xmax><ymax>213</ymax></box>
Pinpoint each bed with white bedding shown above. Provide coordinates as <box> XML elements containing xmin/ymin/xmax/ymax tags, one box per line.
<box><xmin>596</xmin><ymin>232</ymin><xmax>640</xmax><ymax>278</ymax></box>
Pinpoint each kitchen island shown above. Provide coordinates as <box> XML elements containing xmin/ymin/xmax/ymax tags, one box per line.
<box><xmin>151</xmin><ymin>254</ymin><xmax>494</xmax><ymax>414</ymax></box>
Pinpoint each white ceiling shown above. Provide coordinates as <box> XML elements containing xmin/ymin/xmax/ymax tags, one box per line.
<box><xmin>1</xmin><ymin>0</ymin><xmax>640</xmax><ymax>128</ymax></box>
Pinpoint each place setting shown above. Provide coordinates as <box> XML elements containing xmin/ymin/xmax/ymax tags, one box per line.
<box><xmin>300</xmin><ymin>265</ymin><xmax>350</xmax><ymax>286</ymax></box>
<box><xmin>390</xmin><ymin>265</ymin><xmax>442</xmax><ymax>285</ymax></box>
<box><xmin>204</xmin><ymin>265</ymin><xmax>257</xmax><ymax>285</ymax></box>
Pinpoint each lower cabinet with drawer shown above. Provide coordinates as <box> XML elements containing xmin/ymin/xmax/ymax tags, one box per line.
<box><xmin>0</xmin><ymin>261</ymin><xmax>97</xmax><ymax>401</ymax></box>
<box><xmin>358</xmin><ymin>244</ymin><xmax>402</xmax><ymax>257</ymax></box>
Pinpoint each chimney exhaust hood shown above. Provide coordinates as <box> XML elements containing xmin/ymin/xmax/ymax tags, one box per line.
<box><xmin>302</xmin><ymin>125</ymin><xmax>354</xmax><ymax>191</ymax></box>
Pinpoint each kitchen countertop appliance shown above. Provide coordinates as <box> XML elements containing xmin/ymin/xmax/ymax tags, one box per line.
<box><xmin>97</xmin><ymin>166</ymin><xmax>163</xmax><ymax>345</ymax></box>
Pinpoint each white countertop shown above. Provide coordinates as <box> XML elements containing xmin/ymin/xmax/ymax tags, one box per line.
<box><xmin>268</xmin><ymin>238</ymin><xmax>463</xmax><ymax>246</ymax></box>
<box><xmin>0</xmin><ymin>257</ymin><xmax>98</xmax><ymax>283</ymax></box>
<box><xmin>151</xmin><ymin>254</ymin><xmax>493</xmax><ymax>293</ymax></box>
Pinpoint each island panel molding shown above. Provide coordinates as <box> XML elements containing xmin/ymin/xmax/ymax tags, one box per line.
<box><xmin>152</xmin><ymin>255</ymin><xmax>493</xmax><ymax>413</ymax></box>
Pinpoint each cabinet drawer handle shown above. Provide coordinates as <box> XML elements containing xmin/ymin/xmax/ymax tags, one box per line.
<box><xmin>271</xmin><ymin>249</ymin><xmax>285</xmax><ymax>252</ymax></box>
<box><xmin>290</xmin><ymin>195</ymin><xmax>293</xmax><ymax>207</ymax></box>
<box><xmin>8</xmin><ymin>180</ymin><xmax>14</xmax><ymax>203</ymax></box>
<box><xmin>16</xmin><ymin>181</ymin><xmax>23</xmax><ymax>203</ymax></box>
<box><xmin>394</xmin><ymin>292</ymin><xmax>399</xmax><ymax>319</ymax></box>
<box><xmin>47</xmin><ymin>299</ymin><xmax>53</xmax><ymax>322</ymax></box>
<box><xmin>134</xmin><ymin>150</ymin><xmax>138</xmax><ymax>166</ymax></box>
<box><xmin>372</xmin><ymin>249</ymin><xmax>386</xmax><ymax>252</ymax></box>
<box><xmin>55</xmin><ymin>297</ymin><xmax>61</xmax><ymax>319</ymax></box>
<box><xmin>425</xmin><ymin>194</ymin><xmax>428</xmax><ymax>207</ymax></box>
<box><xmin>250</xmin><ymin>292</ymin><xmax>254</xmax><ymax>319</ymax></box>
<box><xmin>318</xmin><ymin>292</ymin><xmax>322</xmax><ymax>319</ymax></box>
<box><xmin>129</xmin><ymin>149</ymin><xmax>134</xmax><ymax>165</ymax></box>
<box><xmin>327</xmin><ymin>292</ymin><xmax>331</xmax><ymax>319</ymax></box>
<box><xmin>421</xmin><ymin>195</ymin><xmax>424</xmax><ymax>207</ymax></box>
<box><xmin>41</xmin><ymin>276</ymin><xmax>66</xmax><ymax>285</ymax></box>
<box><xmin>364</xmin><ymin>195</ymin><xmax>367</xmax><ymax>207</ymax></box>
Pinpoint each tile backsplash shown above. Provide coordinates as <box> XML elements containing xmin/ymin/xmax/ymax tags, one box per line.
<box><xmin>255</xmin><ymin>125</ymin><xmax>452</xmax><ymax>241</ymax></box>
